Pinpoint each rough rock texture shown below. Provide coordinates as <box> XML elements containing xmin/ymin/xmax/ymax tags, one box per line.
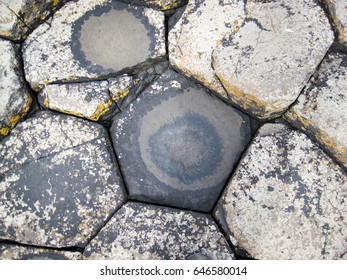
<box><xmin>0</xmin><ymin>111</ymin><xmax>126</xmax><ymax>247</ymax></box>
<box><xmin>119</xmin><ymin>0</ymin><xmax>187</xmax><ymax>10</ymax></box>
<box><xmin>0</xmin><ymin>243</ymin><xmax>82</xmax><ymax>260</ymax></box>
<box><xmin>22</xmin><ymin>0</ymin><xmax>165</xmax><ymax>90</ymax></box>
<box><xmin>169</xmin><ymin>0</ymin><xmax>245</xmax><ymax>98</ymax></box>
<box><xmin>0</xmin><ymin>39</ymin><xmax>32</xmax><ymax>139</ymax></box>
<box><xmin>111</xmin><ymin>69</ymin><xmax>252</xmax><ymax>212</ymax></box>
<box><xmin>83</xmin><ymin>202</ymin><xmax>235</xmax><ymax>260</ymax></box>
<box><xmin>285</xmin><ymin>52</ymin><xmax>347</xmax><ymax>170</ymax></box>
<box><xmin>215</xmin><ymin>124</ymin><xmax>347</xmax><ymax>259</ymax></box>
<box><xmin>0</xmin><ymin>0</ymin><xmax>66</xmax><ymax>41</ymax></box>
<box><xmin>321</xmin><ymin>0</ymin><xmax>347</xmax><ymax>47</ymax></box>
<box><xmin>169</xmin><ymin>0</ymin><xmax>334</xmax><ymax>120</ymax></box>
<box><xmin>212</xmin><ymin>0</ymin><xmax>334</xmax><ymax>120</ymax></box>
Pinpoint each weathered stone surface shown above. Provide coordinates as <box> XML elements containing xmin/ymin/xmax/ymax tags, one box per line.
<box><xmin>169</xmin><ymin>0</ymin><xmax>245</xmax><ymax>98</ymax></box>
<box><xmin>215</xmin><ymin>124</ymin><xmax>347</xmax><ymax>259</ymax></box>
<box><xmin>321</xmin><ymin>0</ymin><xmax>347</xmax><ymax>47</ymax></box>
<box><xmin>285</xmin><ymin>52</ymin><xmax>347</xmax><ymax>169</ymax></box>
<box><xmin>0</xmin><ymin>111</ymin><xmax>126</xmax><ymax>247</ymax></box>
<box><xmin>0</xmin><ymin>243</ymin><xmax>82</xmax><ymax>260</ymax></box>
<box><xmin>83</xmin><ymin>202</ymin><xmax>234</xmax><ymax>260</ymax></box>
<box><xmin>0</xmin><ymin>39</ymin><xmax>31</xmax><ymax>140</ymax></box>
<box><xmin>0</xmin><ymin>0</ymin><xmax>65</xmax><ymax>41</ymax></box>
<box><xmin>111</xmin><ymin>69</ymin><xmax>252</xmax><ymax>212</ymax></box>
<box><xmin>119</xmin><ymin>0</ymin><xmax>187</xmax><ymax>10</ymax></box>
<box><xmin>212</xmin><ymin>0</ymin><xmax>334</xmax><ymax>120</ymax></box>
<box><xmin>22</xmin><ymin>0</ymin><xmax>165</xmax><ymax>90</ymax></box>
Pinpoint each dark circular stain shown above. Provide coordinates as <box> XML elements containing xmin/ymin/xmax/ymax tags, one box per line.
<box><xmin>148</xmin><ymin>112</ymin><xmax>223</xmax><ymax>184</ymax></box>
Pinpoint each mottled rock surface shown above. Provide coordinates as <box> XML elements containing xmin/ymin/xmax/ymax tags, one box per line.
<box><xmin>84</xmin><ymin>202</ymin><xmax>234</xmax><ymax>260</ymax></box>
<box><xmin>212</xmin><ymin>0</ymin><xmax>334</xmax><ymax>119</ymax></box>
<box><xmin>0</xmin><ymin>243</ymin><xmax>82</xmax><ymax>260</ymax></box>
<box><xmin>285</xmin><ymin>52</ymin><xmax>347</xmax><ymax>169</ymax></box>
<box><xmin>0</xmin><ymin>39</ymin><xmax>31</xmax><ymax>139</ymax></box>
<box><xmin>321</xmin><ymin>0</ymin><xmax>347</xmax><ymax>46</ymax></box>
<box><xmin>111</xmin><ymin>69</ymin><xmax>252</xmax><ymax>212</ymax></box>
<box><xmin>0</xmin><ymin>111</ymin><xmax>126</xmax><ymax>247</ymax></box>
<box><xmin>215</xmin><ymin>124</ymin><xmax>347</xmax><ymax>259</ymax></box>
<box><xmin>119</xmin><ymin>0</ymin><xmax>187</xmax><ymax>10</ymax></box>
<box><xmin>22</xmin><ymin>0</ymin><xmax>165</xmax><ymax>90</ymax></box>
<box><xmin>0</xmin><ymin>0</ymin><xmax>65</xmax><ymax>41</ymax></box>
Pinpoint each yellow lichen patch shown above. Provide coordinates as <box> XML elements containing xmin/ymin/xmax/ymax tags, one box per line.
<box><xmin>90</xmin><ymin>100</ymin><xmax>113</xmax><ymax>121</ymax></box>
<box><xmin>0</xmin><ymin>127</ymin><xmax>10</xmax><ymax>137</ymax></box>
<box><xmin>53</xmin><ymin>0</ymin><xmax>60</xmax><ymax>7</ymax></box>
<box><xmin>112</xmin><ymin>89</ymin><xmax>130</xmax><ymax>102</ymax></box>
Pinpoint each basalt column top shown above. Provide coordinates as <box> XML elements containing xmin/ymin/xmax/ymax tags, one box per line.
<box><xmin>22</xmin><ymin>0</ymin><xmax>165</xmax><ymax>90</ymax></box>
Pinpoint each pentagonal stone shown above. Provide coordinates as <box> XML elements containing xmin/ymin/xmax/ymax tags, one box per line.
<box><xmin>169</xmin><ymin>0</ymin><xmax>245</xmax><ymax>98</ymax></box>
<box><xmin>212</xmin><ymin>0</ymin><xmax>334</xmax><ymax>120</ymax></box>
<box><xmin>321</xmin><ymin>0</ymin><xmax>347</xmax><ymax>47</ymax></box>
<box><xmin>119</xmin><ymin>0</ymin><xmax>187</xmax><ymax>10</ymax></box>
<box><xmin>110</xmin><ymin>69</ymin><xmax>252</xmax><ymax>212</ymax></box>
<box><xmin>0</xmin><ymin>111</ymin><xmax>126</xmax><ymax>247</ymax></box>
<box><xmin>0</xmin><ymin>39</ymin><xmax>32</xmax><ymax>140</ymax></box>
<box><xmin>285</xmin><ymin>52</ymin><xmax>347</xmax><ymax>170</ymax></box>
<box><xmin>215</xmin><ymin>124</ymin><xmax>347</xmax><ymax>259</ymax></box>
<box><xmin>0</xmin><ymin>0</ymin><xmax>66</xmax><ymax>41</ymax></box>
<box><xmin>0</xmin><ymin>243</ymin><xmax>82</xmax><ymax>260</ymax></box>
<box><xmin>22</xmin><ymin>0</ymin><xmax>165</xmax><ymax>90</ymax></box>
<box><xmin>83</xmin><ymin>202</ymin><xmax>234</xmax><ymax>260</ymax></box>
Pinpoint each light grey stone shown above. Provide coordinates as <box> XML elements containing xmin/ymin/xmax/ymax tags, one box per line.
<box><xmin>0</xmin><ymin>111</ymin><xmax>126</xmax><ymax>247</ymax></box>
<box><xmin>22</xmin><ymin>0</ymin><xmax>165</xmax><ymax>91</ymax></box>
<box><xmin>211</xmin><ymin>0</ymin><xmax>334</xmax><ymax>120</ymax></box>
<box><xmin>215</xmin><ymin>124</ymin><xmax>347</xmax><ymax>259</ymax></box>
<box><xmin>83</xmin><ymin>202</ymin><xmax>235</xmax><ymax>260</ymax></box>
<box><xmin>0</xmin><ymin>39</ymin><xmax>32</xmax><ymax>140</ymax></box>
<box><xmin>0</xmin><ymin>243</ymin><xmax>82</xmax><ymax>260</ymax></box>
<box><xmin>321</xmin><ymin>0</ymin><xmax>347</xmax><ymax>47</ymax></box>
<box><xmin>285</xmin><ymin>52</ymin><xmax>347</xmax><ymax>169</ymax></box>
<box><xmin>0</xmin><ymin>0</ymin><xmax>66</xmax><ymax>41</ymax></box>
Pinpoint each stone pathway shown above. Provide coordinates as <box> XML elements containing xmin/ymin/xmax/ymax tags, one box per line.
<box><xmin>0</xmin><ymin>0</ymin><xmax>346</xmax><ymax>260</ymax></box>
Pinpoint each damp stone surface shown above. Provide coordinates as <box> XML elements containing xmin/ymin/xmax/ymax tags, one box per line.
<box><xmin>0</xmin><ymin>39</ymin><xmax>32</xmax><ymax>139</ymax></box>
<box><xmin>215</xmin><ymin>124</ymin><xmax>347</xmax><ymax>259</ymax></box>
<box><xmin>0</xmin><ymin>111</ymin><xmax>126</xmax><ymax>248</ymax></box>
<box><xmin>83</xmin><ymin>202</ymin><xmax>235</xmax><ymax>260</ymax></box>
<box><xmin>285</xmin><ymin>52</ymin><xmax>347</xmax><ymax>170</ymax></box>
<box><xmin>0</xmin><ymin>243</ymin><xmax>82</xmax><ymax>260</ymax></box>
<box><xmin>111</xmin><ymin>69</ymin><xmax>252</xmax><ymax>212</ymax></box>
<box><xmin>0</xmin><ymin>0</ymin><xmax>65</xmax><ymax>41</ymax></box>
<box><xmin>22</xmin><ymin>0</ymin><xmax>165</xmax><ymax>90</ymax></box>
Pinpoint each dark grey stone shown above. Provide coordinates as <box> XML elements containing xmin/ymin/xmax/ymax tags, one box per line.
<box><xmin>111</xmin><ymin>69</ymin><xmax>252</xmax><ymax>212</ymax></box>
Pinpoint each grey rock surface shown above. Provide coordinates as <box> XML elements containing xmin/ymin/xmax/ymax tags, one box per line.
<box><xmin>111</xmin><ymin>69</ymin><xmax>252</xmax><ymax>212</ymax></box>
<box><xmin>215</xmin><ymin>124</ymin><xmax>347</xmax><ymax>259</ymax></box>
<box><xmin>0</xmin><ymin>111</ymin><xmax>126</xmax><ymax>247</ymax></box>
<box><xmin>0</xmin><ymin>39</ymin><xmax>32</xmax><ymax>140</ymax></box>
<box><xmin>0</xmin><ymin>0</ymin><xmax>66</xmax><ymax>41</ymax></box>
<box><xmin>83</xmin><ymin>202</ymin><xmax>235</xmax><ymax>260</ymax></box>
<box><xmin>22</xmin><ymin>0</ymin><xmax>165</xmax><ymax>90</ymax></box>
<box><xmin>119</xmin><ymin>0</ymin><xmax>187</xmax><ymax>10</ymax></box>
<box><xmin>285</xmin><ymin>52</ymin><xmax>347</xmax><ymax>169</ymax></box>
<box><xmin>321</xmin><ymin>0</ymin><xmax>347</xmax><ymax>47</ymax></box>
<box><xmin>0</xmin><ymin>243</ymin><xmax>82</xmax><ymax>260</ymax></box>
<box><xmin>212</xmin><ymin>0</ymin><xmax>334</xmax><ymax>120</ymax></box>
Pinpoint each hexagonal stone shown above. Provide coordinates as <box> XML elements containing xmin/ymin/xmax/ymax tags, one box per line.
<box><xmin>212</xmin><ymin>0</ymin><xmax>334</xmax><ymax>120</ymax></box>
<box><xmin>0</xmin><ymin>243</ymin><xmax>82</xmax><ymax>260</ymax></box>
<box><xmin>0</xmin><ymin>39</ymin><xmax>32</xmax><ymax>140</ymax></box>
<box><xmin>111</xmin><ymin>69</ymin><xmax>252</xmax><ymax>212</ymax></box>
<box><xmin>0</xmin><ymin>111</ymin><xmax>126</xmax><ymax>247</ymax></box>
<box><xmin>0</xmin><ymin>0</ymin><xmax>66</xmax><ymax>41</ymax></box>
<box><xmin>321</xmin><ymin>0</ymin><xmax>347</xmax><ymax>47</ymax></box>
<box><xmin>120</xmin><ymin>0</ymin><xmax>187</xmax><ymax>10</ymax></box>
<box><xmin>215</xmin><ymin>124</ymin><xmax>347</xmax><ymax>259</ymax></box>
<box><xmin>22</xmin><ymin>0</ymin><xmax>165</xmax><ymax>90</ymax></box>
<box><xmin>83</xmin><ymin>202</ymin><xmax>234</xmax><ymax>260</ymax></box>
<box><xmin>169</xmin><ymin>0</ymin><xmax>245</xmax><ymax>98</ymax></box>
<box><xmin>285</xmin><ymin>52</ymin><xmax>347</xmax><ymax>169</ymax></box>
